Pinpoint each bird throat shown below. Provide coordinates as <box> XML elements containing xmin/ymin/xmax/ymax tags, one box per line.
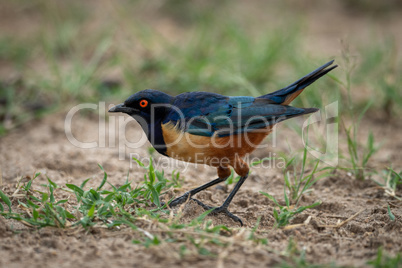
<box><xmin>144</xmin><ymin>117</ymin><xmax>168</xmax><ymax>156</ymax></box>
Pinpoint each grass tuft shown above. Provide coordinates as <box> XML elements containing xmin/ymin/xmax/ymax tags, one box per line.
<box><xmin>260</xmin><ymin>144</ymin><xmax>324</xmax><ymax>228</ymax></box>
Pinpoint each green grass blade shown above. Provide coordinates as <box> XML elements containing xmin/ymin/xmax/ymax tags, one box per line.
<box><xmin>47</xmin><ymin>177</ymin><xmax>58</xmax><ymax>188</ymax></box>
<box><xmin>260</xmin><ymin>191</ymin><xmax>282</xmax><ymax>208</ymax></box>
<box><xmin>149</xmin><ymin>185</ymin><xmax>161</xmax><ymax>207</ymax></box>
<box><xmin>362</xmin><ymin>132</ymin><xmax>376</xmax><ymax>167</ymax></box>
<box><xmin>387</xmin><ymin>205</ymin><xmax>395</xmax><ymax>221</ymax></box>
<box><xmin>66</xmin><ymin>184</ymin><xmax>84</xmax><ymax>197</ymax></box>
<box><xmin>192</xmin><ymin>208</ymin><xmax>215</xmax><ymax>224</ymax></box>
<box><xmin>284</xmin><ymin>186</ymin><xmax>290</xmax><ymax>207</ymax></box>
<box><xmin>0</xmin><ymin>189</ymin><xmax>11</xmax><ymax>212</ymax></box>
<box><xmin>49</xmin><ymin>185</ymin><xmax>55</xmax><ymax>203</ymax></box>
<box><xmin>88</xmin><ymin>203</ymin><xmax>96</xmax><ymax>217</ymax></box>
<box><xmin>80</xmin><ymin>178</ymin><xmax>91</xmax><ymax>189</ymax></box>
<box><xmin>97</xmin><ymin>164</ymin><xmax>108</xmax><ymax>191</ymax></box>
<box><xmin>132</xmin><ymin>157</ymin><xmax>146</xmax><ymax>168</ymax></box>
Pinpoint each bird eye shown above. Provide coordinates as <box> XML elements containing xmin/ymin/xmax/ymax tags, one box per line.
<box><xmin>139</xmin><ymin>99</ymin><xmax>148</xmax><ymax>108</ymax></box>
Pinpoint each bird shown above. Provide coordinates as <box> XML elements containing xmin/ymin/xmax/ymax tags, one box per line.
<box><xmin>109</xmin><ymin>60</ymin><xmax>337</xmax><ymax>226</ymax></box>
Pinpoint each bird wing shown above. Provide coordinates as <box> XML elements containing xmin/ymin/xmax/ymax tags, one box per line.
<box><xmin>164</xmin><ymin>92</ymin><xmax>317</xmax><ymax>137</ymax></box>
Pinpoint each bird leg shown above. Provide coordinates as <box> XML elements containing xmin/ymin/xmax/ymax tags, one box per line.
<box><xmin>193</xmin><ymin>173</ymin><xmax>248</xmax><ymax>226</ymax></box>
<box><xmin>166</xmin><ymin>177</ymin><xmax>226</xmax><ymax>207</ymax></box>
<box><xmin>166</xmin><ymin>165</ymin><xmax>230</xmax><ymax>207</ymax></box>
<box><xmin>166</xmin><ymin>163</ymin><xmax>248</xmax><ymax>226</ymax></box>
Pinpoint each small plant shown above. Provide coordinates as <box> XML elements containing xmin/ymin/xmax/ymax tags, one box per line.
<box><xmin>283</xmin><ymin>156</ymin><xmax>326</xmax><ymax>206</ymax></box>
<box><xmin>260</xmin><ymin>190</ymin><xmax>321</xmax><ymax>228</ymax></box>
<box><xmin>132</xmin><ymin>157</ymin><xmax>181</xmax><ymax>207</ymax></box>
<box><xmin>368</xmin><ymin>247</ymin><xmax>401</xmax><ymax>268</ymax></box>
<box><xmin>335</xmin><ymin>44</ymin><xmax>379</xmax><ymax>180</ymax></box>
<box><xmin>344</xmin><ymin>125</ymin><xmax>378</xmax><ymax>180</ymax></box>
<box><xmin>260</xmin><ymin>143</ymin><xmax>324</xmax><ymax>227</ymax></box>
<box><xmin>2</xmin><ymin>173</ymin><xmax>76</xmax><ymax>228</ymax></box>
<box><xmin>279</xmin><ymin>135</ymin><xmax>329</xmax><ymax>206</ymax></box>
<box><xmin>277</xmin><ymin>238</ymin><xmax>336</xmax><ymax>268</ymax></box>
<box><xmin>171</xmin><ymin>170</ymin><xmax>184</xmax><ymax>188</ymax></box>
<box><xmin>373</xmin><ymin>168</ymin><xmax>402</xmax><ymax>200</ymax></box>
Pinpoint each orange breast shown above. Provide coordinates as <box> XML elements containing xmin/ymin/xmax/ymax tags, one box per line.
<box><xmin>161</xmin><ymin>122</ymin><xmax>272</xmax><ymax>167</ymax></box>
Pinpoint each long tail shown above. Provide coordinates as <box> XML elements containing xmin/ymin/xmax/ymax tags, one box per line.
<box><xmin>259</xmin><ymin>60</ymin><xmax>337</xmax><ymax>105</ymax></box>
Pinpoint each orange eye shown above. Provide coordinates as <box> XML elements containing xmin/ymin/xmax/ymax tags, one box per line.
<box><xmin>139</xmin><ymin>99</ymin><xmax>148</xmax><ymax>108</ymax></box>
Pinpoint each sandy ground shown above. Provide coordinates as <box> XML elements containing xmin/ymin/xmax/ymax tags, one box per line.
<box><xmin>0</xmin><ymin>109</ymin><xmax>401</xmax><ymax>267</ymax></box>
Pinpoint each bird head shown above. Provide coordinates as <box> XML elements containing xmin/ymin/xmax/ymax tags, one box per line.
<box><xmin>108</xmin><ymin>89</ymin><xmax>173</xmax><ymax>123</ymax></box>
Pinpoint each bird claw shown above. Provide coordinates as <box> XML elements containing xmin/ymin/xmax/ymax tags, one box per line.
<box><xmin>160</xmin><ymin>192</ymin><xmax>243</xmax><ymax>226</ymax></box>
<box><xmin>192</xmin><ymin>198</ymin><xmax>243</xmax><ymax>226</ymax></box>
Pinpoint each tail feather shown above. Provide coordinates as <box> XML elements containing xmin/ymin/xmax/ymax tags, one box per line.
<box><xmin>302</xmin><ymin>107</ymin><xmax>319</xmax><ymax>115</ymax></box>
<box><xmin>284</xmin><ymin>107</ymin><xmax>319</xmax><ymax>120</ymax></box>
<box><xmin>264</xmin><ymin>107</ymin><xmax>319</xmax><ymax>127</ymax></box>
<box><xmin>259</xmin><ymin>60</ymin><xmax>337</xmax><ymax>105</ymax></box>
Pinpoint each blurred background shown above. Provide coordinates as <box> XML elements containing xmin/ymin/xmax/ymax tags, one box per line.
<box><xmin>1</xmin><ymin>2</ymin><xmax>402</xmax><ymax>265</ymax></box>
<box><xmin>0</xmin><ymin>0</ymin><xmax>401</xmax><ymax>135</ymax></box>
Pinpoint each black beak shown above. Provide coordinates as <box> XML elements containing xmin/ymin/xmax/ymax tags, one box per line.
<box><xmin>109</xmin><ymin>103</ymin><xmax>124</xmax><ymax>112</ymax></box>
<box><xmin>108</xmin><ymin>103</ymin><xmax>137</xmax><ymax>114</ymax></box>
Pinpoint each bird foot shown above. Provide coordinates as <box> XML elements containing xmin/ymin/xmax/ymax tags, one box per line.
<box><xmin>192</xmin><ymin>198</ymin><xmax>243</xmax><ymax>226</ymax></box>
<box><xmin>161</xmin><ymin>192</ymin><xmax>243</xmax><ymax>226</ymax></box>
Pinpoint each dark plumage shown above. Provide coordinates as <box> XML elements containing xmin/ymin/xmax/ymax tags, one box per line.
<box><xmin>109</xmin><ymin>60</ymin><xmax>337</xmax><ymax>226</ymax></box>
